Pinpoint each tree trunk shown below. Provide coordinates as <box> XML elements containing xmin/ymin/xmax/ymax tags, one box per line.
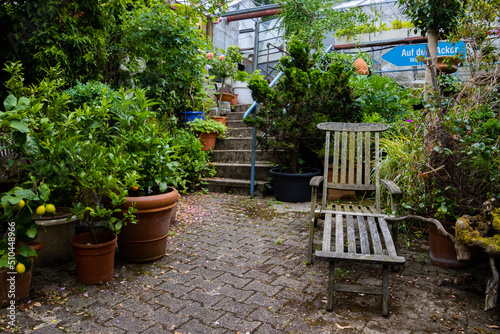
<box><xmin>424</xmin><ymin>29</ymin><xmax>439</xmax><ymax>101</ymax></box>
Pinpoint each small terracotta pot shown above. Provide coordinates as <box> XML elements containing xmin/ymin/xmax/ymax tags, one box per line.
<box><xmin>71</xmin><ymin>232</ymin><xmax>117</xmax><ymax>284</ymax></box>
<box><xmin>199</xmin><ymin>131</ymin><xmax>217</xmax><ymax>151</ymax></box>
<box><xmin>210</xmin><ymin>116</ymin><xmax>227</xmax><ymax>126</ymax></box>
<box><xmin>230</xmin><ymin>93</ymin><xmax>238</xmax><ymax>106</ymax></box>
<box><xmin>0</xmin><ymin>242</ymin><xmax>45</xmax><ymax>307</ymax></box>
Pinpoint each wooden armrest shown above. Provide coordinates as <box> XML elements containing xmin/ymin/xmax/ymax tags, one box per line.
<box><xmin>381</xmin><ymin>179</ymin><xmax>402</xmax><ymax>196</ymax></box>
<box><xmin>310</xmin><ymin>175</ymin><xmax>324</xmax><ymax>187</ymax></box>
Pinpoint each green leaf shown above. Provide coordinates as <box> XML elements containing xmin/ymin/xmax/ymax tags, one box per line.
<box><xmin>4</xmin><ymin>95</ymin><xmax>17</xmax><ymax>111</ymax></box>
<box><xmin>38</xmin><ymin>183</ymin><xmax>51</xmax><ymax>202</ymax></box>
<box><xmin>17</xmin><ymin>97</ymin><xmax>30</xmax><ymax>110</ymax></box>
<box><xmin>25</xmin><ymin>224</ymin><xmax>38</xmax><ymax>239</ymax></box>
<box><xmin>18</xmin><ymin>245</ymin><xmax>37</xmax><ymax>258</ymax></box>
<box><xmin>9</xmin><ymin>119</ymin><xmax>29</xmax><ymax>133</ymax></box>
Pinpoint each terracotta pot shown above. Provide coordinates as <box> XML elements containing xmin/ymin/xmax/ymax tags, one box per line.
<box><xmin>230</xmin><ymin>93</ymin><xmax>238</xmax><ymax>106</ymax></box>
<box><xmin>210</xmin><ymin>116</ymin><xmax>227</xmax><ymax>126</ymax></box>
<box><xmin>70</xmin><ymin>232</ymin><xmax>117</xmax><ymax>284</ymax></box>
<box><xmin>118</xmin><ymin>188</ymin><xmax>180</xmax><ymax>263</ymax></box>
<box><xmin>214</xmin><ymin>93</ymin><xmax>235</xmax><ymax>102</ymax></box>
<box><xmin>199</xmin><ymin>131</ymin><xmax>217</xmax><ymax>151</ymax></box>
<box><xmin>34</xmin><ymin>210</ymin><xmax>77</xmax><ymax>267</ymax></box>
<box><xmin>429</xmin><ymin>222</ymin><xmax>468</xmax><ymax>269</ymax></box>
<box><xmin>426</xmin><ymin>56</ymin><xmax>459</xmax><ymax>74</ymax></box>
<box><xmin>0</xmin><ymin>242</ymin><xmax>44</xmax><ymax>307</ymax></box>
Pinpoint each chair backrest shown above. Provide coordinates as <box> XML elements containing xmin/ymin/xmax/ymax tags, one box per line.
<box><xmin>318</xmin><ymin>122</ymin><xmax>389</xmax><ymax>211</ymax></box>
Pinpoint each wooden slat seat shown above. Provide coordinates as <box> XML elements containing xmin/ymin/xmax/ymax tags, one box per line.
<box><xmin>306</xmin><ymin>122</ymin><xmax>405</xmax><ymax>317</ymax></box>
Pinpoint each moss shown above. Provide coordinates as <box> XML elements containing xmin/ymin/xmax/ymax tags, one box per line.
<box><xmin>456</xmin><ymin>209</ymin><xmax>500</xmax><ymax>257</ymax></box>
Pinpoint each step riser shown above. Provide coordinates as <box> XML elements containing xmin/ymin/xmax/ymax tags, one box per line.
<box><xmin>224</xmin><ymin>111</ymin><xmax>246</xmax><ymax>121</ymax></box>
<box><xmin>211</xmin><ymin>150</ymin><xmax>275</xmax><ymax>164</ymax></box>
<box><xmin>214</xmin><ymin>165</ymin><xmax>271</xmax><ymax>181</ymax></box>
<box><xmin>204</xmin><ymin>181</ymin><xmax>269</xmax><ymax>197</ymax></box>
<box><xmin>226</xmin><ymin>128</ymin><xmax>256</xmax><ymax>137</ymax></box>
<box><xmin>226</xmin><ymin>120</ymin><xmax>248</xmax><ymax>128</ymax></box>
<box><xmin>216</xmin><ymin>138</ymin><xmax>252</xmax><ymax>150</ymax></box>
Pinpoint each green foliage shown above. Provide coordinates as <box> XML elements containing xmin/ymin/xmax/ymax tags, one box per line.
<box><xmin>0</xmin><ymin>0</ymin><xmax>217</xmax><ymax>117</ymax></box>
<box><xmin>277</xmin><ymin>0</ymin><xmax>370</xmax><ymax>49</ymax></box>
<box><xmin>0</xmin><ymin>0</ymin><xmax>133</xmax><ymax>93</ymax></box>
<box><xmin>0</xmin><ymin>63</ymin><xmax>214</xmax><ymax>246</ymax></box>
<box><xmin>397</xmin><ymin>0</ymin><xmax>465</xmax><ymax>37</ymax></box>
<box><xmin>207</xmin><ymin>45</ymin><xmax>243</xmax><ymax>83</ymax></box>
<box><xmin>121</xmin><ymin>1</ymin><xmax>209</xmax><ymax>116</ymax></box>
<box><xmin>245</xmin><ymin>38</ymin><xmax>360</xmax><ymax>174</ymax></box>
<box><xmin>169</xmin><ymin>129</ymin><xmax>216</xmax><ymax>187</ymax></box>
<box><xmin>349</xmin><ymin>74</ymin><xmax>421</xmax><ymax>123</ymax></box>
<box><xmin>65</xmin><ymin>81</ymin><xmax>119</xmax><ymax>110</ymax></box>
<box><xmin>336</xmin><ymin>18</ymin><xmax>414</xmax><ymax>37</ymax></box>
<box><xmin>187</xmin><ymin>118</ymin><xmax>228</xmax><ymax>137</ymax></box>
<box><xmin>447</xmin><ymin>0</ymin><xmax>500</xmax><ymax>76</ymax></box>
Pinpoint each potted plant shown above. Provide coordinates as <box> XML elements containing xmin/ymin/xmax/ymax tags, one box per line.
<box><xmin>0</xmin><ymin>62</ymin><xmax>79</xmax><ymax>268</ymax></box>
<box><xmin>187</xmin><ymin>117</ymin><xmax>228</xmax><ymax>151</ymax></box>
<box><xmin>0</xmin><ymin>179</ymin><xmax>48</xmax><ymax>307</ymax></box>
<box><xmin>245</xmin><ymin>38</ymin><xmax>361</xmax><ymax>202</ymax></box>
<box><xmin>108</xmin><ymin>88</ymin><xmax>183</xmax><ymax>263</ymax></box>
<box><xmin>232</xmin><ymin>70</ymin><xmax>254</xmax><ymax>105</ymax></box>
<box><xmin>206</xmin><ymin>45</ymin><xmax>243</xmax><ymax>114</ymax></box>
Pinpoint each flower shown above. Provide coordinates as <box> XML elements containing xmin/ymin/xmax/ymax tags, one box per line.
<box><xmin>406</xmin><ymin>119</ymin><xmax>413</xmax><ymax>122</ymax></box>
<box><xmin>218</xmin><ymin>55</ymin><xmax>225</xmax><ymax>61</ymax></box>
<box><xmin>206</xmin><ymin>52</ymin><xmax>214</xmax><ymax>60</ymax></box>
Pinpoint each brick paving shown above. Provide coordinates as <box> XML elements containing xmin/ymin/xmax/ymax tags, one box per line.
<box><xmin>1</xmin><ymin>192</ymin><xmax>500</xmax><ymax>333</ymax></box>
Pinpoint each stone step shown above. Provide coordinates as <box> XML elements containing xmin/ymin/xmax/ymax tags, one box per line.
<box><xmin>211</xmin><ymin>149</ymin><xmax>274</xmax><ymax>164</ymax></box>
<box><xmin>202</xmin><ymin>177</ymin><xmax>269</xmax><ymax>197</ymax></box>
<box><xmin>212</xmin><ymin>162</ymin><xmax>273</xmax><ymax>181</ymax></box>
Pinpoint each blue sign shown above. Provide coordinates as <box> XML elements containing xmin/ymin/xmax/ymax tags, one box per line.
<box><xmin>382</xmin><ymin>42</ymin><xmax>466</xmax><ymax>67</ymax></box>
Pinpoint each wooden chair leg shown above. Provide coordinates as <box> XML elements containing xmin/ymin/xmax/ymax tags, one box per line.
<box><xmin>307</xmin><ymin>217</ymin><xmax>315</xmax><ymax>264</ymax></box>
<box><xmin>382</xmin><ymin>264</ymin><xmax>389</xmax><ymax>317</ymax></box>
<box><xmin>326</xmin><ymin>261</ymin><xmax>335</xmax><ymax>312</ymax></box>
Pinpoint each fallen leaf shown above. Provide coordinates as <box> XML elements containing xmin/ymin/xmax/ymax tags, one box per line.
<box><xmin>487</xmin><ymin>325</ymin><xmax>500</xmax><ymax>329</ymax></box>
<box><xmin>335</xmin><ymin>323</ymin><xmax>354</xmax><ymax>329</ymax></box>
<box><xmin>33</xmin><ymin>302</ymin><xmax>42</xmax><ymax>307</ymax></box>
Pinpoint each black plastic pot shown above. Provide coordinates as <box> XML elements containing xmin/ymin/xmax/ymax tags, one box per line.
<box><xmin>270</xmin><ymin>167</ymin><xmax>321</xmax><ymax>202</ymax></box>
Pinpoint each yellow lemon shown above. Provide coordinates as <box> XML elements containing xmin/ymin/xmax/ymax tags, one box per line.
<box><xmin>45</xmin><ymin>204</ymin><xmax>56</xmax><ymax>214</ymax></box>
<box><xmin>14</xmin><ymin>199</ymin><xmax>25</xmax><ymax>210</ymax></box>
<box><xmin>36</xmin><ymin>205</ymin><xmax>46</xmax><ymax>216</ymax></box>
<box><xmin>16</xmin><ymin>262</ymin><xmax>26</xmax><ymax>274</ymax></box>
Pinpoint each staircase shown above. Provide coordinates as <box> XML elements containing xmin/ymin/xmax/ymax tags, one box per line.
<box><xmin>202</xmin><ymin>104</ymin><xmax>274</xmax><ymax>197</ymax></box>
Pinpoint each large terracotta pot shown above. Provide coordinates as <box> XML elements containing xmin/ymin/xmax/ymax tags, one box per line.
<box><xmin>429</xmin><ymin>222</ymin><xmax>468</xmax><ymax>269</ymax></box>
<box><xmin>70</xmin><ymin>232</ymin><xmax>117</xmax><ymax>284</ymax></box>
<box><xmin>214</xmin><ymin>93</ymin><xmax>235</xmax><ymax>102</ymax></box>
<box><xmin>34</xmin><ymin>210</ymin><xmax>77</xmax><ymax>267</ymax></box>
<box><xmin>1</xmin><ymin>242</ymin><xmax>44</xmax><ymax>307</ymax></box>
<box><xmin>118</xmin><ymin>188</ymin><xmax>180</xmax><ymax>263</ymax></box>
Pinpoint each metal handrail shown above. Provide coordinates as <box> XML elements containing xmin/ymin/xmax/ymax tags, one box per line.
<box><xmin>245</xmin><ymin>44</ymin><xmax>333</xmax><ymax>196</ymax></box>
